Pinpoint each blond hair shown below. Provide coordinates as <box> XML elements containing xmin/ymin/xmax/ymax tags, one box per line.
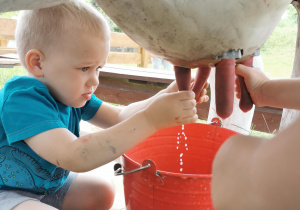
<box><xmin>15</xmin><ymin>0</ymin><xmax>110</xmax><ymax>68</ymax></box>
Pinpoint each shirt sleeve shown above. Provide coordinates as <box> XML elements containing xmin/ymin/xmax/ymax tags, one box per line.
<box><xmin>80</xmin><ymin>94</ymin><xmax>103</xmax><ymax>121</ymax></box>
<box><xmin>1</xmin><ymin>86</ymin><xmax>66</xmax><ymax>144</ymax></box>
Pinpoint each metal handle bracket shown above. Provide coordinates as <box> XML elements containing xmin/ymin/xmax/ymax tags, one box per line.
<box><xmin>114</xmin><ymin>163</ymin><xmax>150</xmax><ymax>176</ymax></box>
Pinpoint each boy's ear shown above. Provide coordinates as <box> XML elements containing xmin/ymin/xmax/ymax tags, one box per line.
<box><xmin>25</xmin><ymin>49</ymin><xmax>45</xmax><ymax>77</ymax></box>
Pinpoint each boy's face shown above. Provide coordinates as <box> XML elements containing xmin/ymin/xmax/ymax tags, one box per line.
<box><xmin>40</xmin><ymin>29</ymin><xmax>109</xmax><ymax>108</ymax></box>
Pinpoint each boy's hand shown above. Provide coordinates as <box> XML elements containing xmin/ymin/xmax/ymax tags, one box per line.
<box><xmin>194</xmin><ymin>80</ymin><xmax>209</xmax><ymax>103</ymax></box>
<box><xmin>235</xmin><ymin>64</ymin><xmax>269</xmax><ymax>107</ymax></box>
<box><xmin>165</xmin><ymin>80</ymin><xmax>209</xmax><ymax>103</ymax></box>
<box><xmin>144</xmin><ymin>90</ymin><xmax>198</xmax><ymax>130</ymax></box>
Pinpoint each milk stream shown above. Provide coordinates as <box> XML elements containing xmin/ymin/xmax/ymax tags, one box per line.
<box><xmin>177</xmin><ymin>124</ymin><xmax>188</xmax><ymax>172</ymax></box>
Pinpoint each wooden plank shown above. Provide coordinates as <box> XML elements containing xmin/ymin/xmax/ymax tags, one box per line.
<box><xmin>0</xmin><ymin>48</ymin><xmax>17</xmax><ymax>54</ymax></box>
<box><xmin>107</xmin><ymin>52</ymin><xmax>141</xmax><ymax>65</ymax></box>
<box><xmin>0</xmin><ymin>17</ymin><xmax>16</xmax><ymax>40</ymax></box>
<box><xmin>0</xmin><ymin>53</ymin><xmax>19</xmax><ymax>59</ymax></box>
<box><xmin>0</xmin><ymin>40</ymin><xmax>9</xmax><ymax>47</ymax></box>
<box><xmin>0</xmin><ymin>58</ymin><xmax>20</xmax><ymax>68</ymax></box>
<box><xmin>110</xmin><ymin>32</ymin><xmax>139</xmax><ymax>48</ymax></box>
<box><xmin>100</xmin><ymin>64</ymin><xmax>175</xmax><ymax>83</ymax></box>
<box><xmin>140</xmin><ymin>48</ymin><xmax>150</xmax><ymax>68</ymax></box>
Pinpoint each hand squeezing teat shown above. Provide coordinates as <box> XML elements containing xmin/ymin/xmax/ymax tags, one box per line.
<box><xmin>174</xmin><ymin>49</ymin><xmax>258</xmax><ymax>119</ymax></box>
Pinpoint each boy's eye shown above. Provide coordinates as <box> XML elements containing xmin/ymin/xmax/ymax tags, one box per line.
<box><xmin>81</xmin><ymin>67</ymin><xmax>89</xmax><ymax>72</ymax></box>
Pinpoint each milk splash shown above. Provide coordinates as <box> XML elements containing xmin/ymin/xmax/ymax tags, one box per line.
<box><xmin>176</xmin><ymin>124</ymin><xmax>188</xmax><ymax>172</ymax></box>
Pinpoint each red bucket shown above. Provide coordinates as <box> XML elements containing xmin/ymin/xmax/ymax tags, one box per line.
<box><xmin>116</xmin><ymin>123</ymin><xmax>238</xmax><ymax>210</ymax></box>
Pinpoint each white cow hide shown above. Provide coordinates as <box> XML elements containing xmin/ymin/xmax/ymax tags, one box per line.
<box><xmin>0</xmin><ymin>0</ymin><xmax>69</xmax><ymax>13</ymax></box>
<box><xmin>96</xmin><ymin>0</ymin><xmax>291</xmax><ymax>68</ymax></box>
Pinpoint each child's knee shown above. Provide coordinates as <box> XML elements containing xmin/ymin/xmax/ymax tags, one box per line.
<box><xmin>91</xmin><ymin>178</ymin><xmax>115</xmax><ymax>210</ymax></box>
<box><xmin>69</xmin><ymin>174</ymin><xmax>116</xmax><ymax>210</ymax></box>
<box><xmin>102</xmin><ymin>179</ymin><xmax>115</xmax><ymax>209</ymax></box>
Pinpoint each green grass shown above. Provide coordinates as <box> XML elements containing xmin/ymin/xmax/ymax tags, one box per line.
<box><xmin>0</xmin><ymin>67</ymin><xmax>27</xmax><ymax>89</ymax></box>
<box><xmin>196</xmin><ymin>119</ymin><xmax>273</xmax><ymax>138</ymax></box>
<box><xmin>260</xmin><ymin>25</ymin><xmax>297</xmax><ymax>79</ymax></box>
<box><xmin>250</xmin><ymin>130</ymin><xmax>273</xmax><ymax>138</ymax></box>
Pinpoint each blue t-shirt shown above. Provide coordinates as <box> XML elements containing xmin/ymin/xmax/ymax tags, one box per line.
<box><xmin>0</xmin><ymin>76</ymin><xmax>102</xmax><ymax>195</ymax></box>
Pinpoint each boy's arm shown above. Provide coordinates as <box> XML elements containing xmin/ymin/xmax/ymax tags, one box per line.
<box><xmin>25</xmin><ymin>90</ymin><xmax>198</xmax><ymax>172</ymax></box>
<box><xmin>89</xmin><ymin>80</ymin><xmax>208</xmax><ymax>128</ymax></box>
<box><xmin>212</xmin><ymin>117</ymin><xmax>300</xmax><ymax>209</ymax></box>
<box><xmin>236</xmin><ymin>64</ymin><xmax>300</xmax><ymax>110</ymax></box>
<box><xmin>88</xmin><ymin>89</ymin><xmax>169</xmax><ymax>129</ymax></box>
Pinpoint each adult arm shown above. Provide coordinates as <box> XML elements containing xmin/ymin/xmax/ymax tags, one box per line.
<box><xmin>236</xmin><ymin>64</ymin><xmax>300</xmax><ymax>110</ymax></box>
<box><xmin>212</xmin><ymin>117</ymin><xmax>300</xmax><ymax>209</ymax></box>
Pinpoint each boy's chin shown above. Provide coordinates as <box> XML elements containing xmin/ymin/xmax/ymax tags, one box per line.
<box><xmin>73</xmin><ymin>102</ymin><xmax>87</xmax><ymax>108</ymax></box>
<box><xmin>66</xmin><ymin>100</ymin><xmax>87</xmax><ymax>108</ymax></box>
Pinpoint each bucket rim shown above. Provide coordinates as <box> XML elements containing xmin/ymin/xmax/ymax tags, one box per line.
<box><xmin>122</xmin><ymin>153</ymin><xmax>212</xmax><ymax>179</ymax></box>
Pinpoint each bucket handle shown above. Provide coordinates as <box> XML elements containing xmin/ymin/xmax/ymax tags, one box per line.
<box><xmin>114</xmin><ymin>162</ymin><xmax>150</xmax><ymax>176</ymax></box>
<box><xmin>114</xmin><ymin>159</ymin><xmax>164</xmax><ymax>186</ymax></box>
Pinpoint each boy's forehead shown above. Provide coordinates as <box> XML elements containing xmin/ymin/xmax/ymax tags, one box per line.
<box><xmin>61</xmin><ymin>23</ymin><xmax>108</xmax><ymax>41</ymax></box>
<box><xmin>56</xmin><ymin>30</ymin><xmax>109</xmax><ymax>62</ymax></box>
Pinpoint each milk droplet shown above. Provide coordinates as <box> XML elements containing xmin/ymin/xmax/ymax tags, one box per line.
<box><xmin>185</xmin><ymin>144</ymin><xmax>187</xmax><ymax>147</ymax></box>
<box><xmin>180</xmin><ymin>168</ymin><xmax>183</xmax><ymax>172</ymax></box>
<box><xmin>180</xmin><ymin>162</ymin><xmax>183</xmax><ymax>165</ymax></box>
<box><xmin>176</xmin><ymin>146</ymin><xmax>179</xmax><ymax>149</ymax></box>
<box><xmin>180</xmin><ymin>153</ymin><xmax>183</xmax><ymax>157</ymax></box>
<box><xmin>186</xmin><ymin>148</ymin><xmax>188</xmax><ymax>150</ymax></box>
<box><xmin>185</xmin><ymin>137</ymin><xmax>187</xmax><ymax>140</ymax></box>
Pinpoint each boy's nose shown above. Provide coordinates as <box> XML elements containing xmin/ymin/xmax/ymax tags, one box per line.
<box><xmin>87</xmin><ymin>72</ymin><xmax>99</xmax><ymax>87</ymax></box>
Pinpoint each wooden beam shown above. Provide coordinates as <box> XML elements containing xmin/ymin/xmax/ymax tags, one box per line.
<box><xmin>140</xmin><ymin>48</ymin><xmax>151</xmax><ymax>68</ymax></box>
<box><xmin>110</xmin><ymin>32</ymin><xmax>139</xmax><ymax>48</ymax></box>
<box><xmin>100</xmin><ymin>64</ymin><xmax>175</xmax><ymax>83</ymax></box>
<box><xmin>0</xmin><ymin>58</ymin><xmax>20</xmax><ymax>68</ymax></box>
<box><xmin>0</xmin><ymin>40</ymin><xmax>8</xmax><ymax>47</ymax></box>
<box><xmin>107</xmin><ymin>52</ymin><xmax>141</xmax><ymax>65</ymax></box>
<box><xmin>0</xmin><ymin>17</ymin><xmax>16</xmax><ymax>40</ymax></box>
<box><xmin>0</xmin><ymin>47</ymin><xmax>17</xmax><ymax>54</ymax></box>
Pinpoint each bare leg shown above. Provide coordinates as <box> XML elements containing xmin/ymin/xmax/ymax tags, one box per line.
<box><xmin>62</xmin><ymin>169</ymin><xmax>115</xmax><ymax>210</ymax></box>
<box><xmin>13</xmin><ymin>200</ymin><xmax>57</xmax><ymax>210</ymax></box>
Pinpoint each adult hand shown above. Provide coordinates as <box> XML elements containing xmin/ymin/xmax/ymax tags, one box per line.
<box><xmin>165</xmin><ymin>79</ymin><xmax>209</xmax><ymax>103</ymax></box>
<box><xmin>235</xmin><ymin>64</ymin><xmax>269</xmax><ymax>107</ymax></box>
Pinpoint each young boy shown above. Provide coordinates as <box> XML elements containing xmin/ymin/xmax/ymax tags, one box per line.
<box><xmin>212</xmin><ymin>64</ymin><xmax>300</xmax><ymax>209</ymax></box>
<box><xmin>0</xmin><ymin>1</ymin><xmax>207</xmax><ymax>209</ymax></box>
